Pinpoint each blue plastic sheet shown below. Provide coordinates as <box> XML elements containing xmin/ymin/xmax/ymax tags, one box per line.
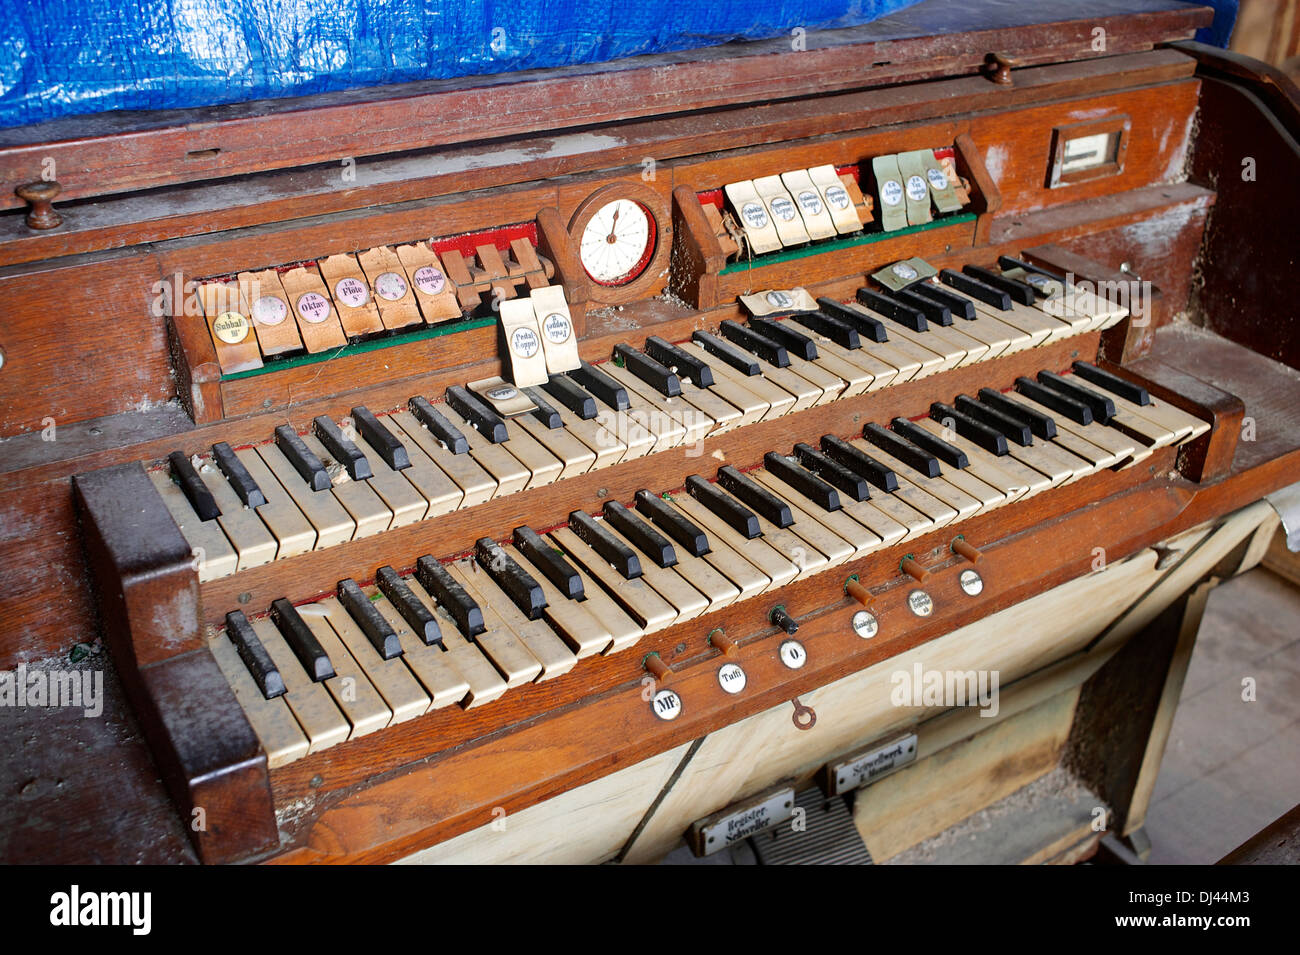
<box><xmin>0</xmin><ymin>1</ymin><xmax>925</xmax><ymax>129</ymax></box>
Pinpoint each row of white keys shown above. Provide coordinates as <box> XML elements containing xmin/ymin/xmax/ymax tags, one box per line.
<box><xmin>299</xmin><ymin>431</ymin><xmax>395</xmax><ymax>538</ymax></box>
<box><xmin>249</xmin><ymin>617</ymin><xmax>351</xmax><ymax>752</ymax></box>
<box><xmin>506</xmin><ymin>543</ymin><xmax>619</xmax><ymax>658</ymax></box>
<box><xmin>192</xmin><ymin>456</ymin><xmax>279</xmax><ymax>570</ymax></box>
<box><xmin>404</xmin><ymin>577</ymin><xmax>509</xmax><ymax>707</ymax></box>
<box><xmin>441</xmin><ymin>560</ymin><xmax>544</xmax><ymax>686</ymax></box>
<box><xmin>677</xmin><ymin>340</ymin><xmax>797</xmax><ymax>421</ymax></box>
<box><xmin>603</xmin><ymin>362</ymin><xmax>713</xmax><ymax>449</ymax></box>
<box><xmin>548</xmin><ymin>526</ymin><xmax>677</xmax><ymax>633</ymax></box>
<box><xmin>388</xmin><ymin>409</ymin><xmax>497</xmax><ymax>507</ymax></box>
<box><xmin>208</xmin><ymin>633</ymin><xmax>309</xmax><ymax>767</ymax></box>
<box><xmin>147</xmin><ymin>469</ymin><xmax>238</xmax><ymax>581</ymax></box>
<box><xmin>669</xmin><ymin>492</ymin><xmax>799</xmax><ymax>592</ymax></box>
<box><xmin>253</xmin><ymin>440</ymin><xmax>357</xmax><ymax>547</ymax></box>
<box><xmin>454</xmin><ymin>556</ymin><xmax>577</xmax><ymax>681</ymax></box>
<box><xmin>751</xmin><ymin>469</ymin><xmax>883</xmax><ymax>559</ymax></box>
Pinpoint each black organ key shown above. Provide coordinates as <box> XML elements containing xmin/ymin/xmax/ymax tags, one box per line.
<box><xmin>313</xmin><ymin>415</ymin><xmax>372</xmax><ymax>480</ymax></box>
<box><xmin>604</xmin><ymin>500</ymin><xmax>677</xmax><ymax>568</ymax></box>
<box><xmin>997</xmin><ymin>255</ymin><xmax>1062</xmax><ymax>281</ymax></box>
<box><xmin>569</xmin><ymin>510</ymin><xmax>642</xmax><ymax>579</ymax></box>
<box><xmin>963</xmin><ymin>264</ymin><xmax>1036</xmax><ymax>305</ymax></box>
<box><xmin>635</xmin><ymin>489</ymin><xmax>710</xmax><ymax>558</ymax></box>
<box><xmin>692</xmin><ymin>331</ymin><xmax>761</xmax><ymax>376</ymax></box>
<box><xmin>1038</xmin><ymin>370</ymin><xmax>1116</xmax><ymax>423</ymax></box>
<box><xmin>862</xmin><ymin>422</ymin><xmax>941</xmax><ymax>478</ymax></box>
<box><xmin>819</xmin><ymin>434</ymin><xmax>898</xmax><ymax>492</ymax></box>
<box><xmin>927</xmin><ymin>403</ymin><xmax>1008</xmax><ymax>456</ymax></box>
<box><xmin>855</xmin><ymin>288</ymin><xmax>927</xmax><ymax>332</ymax></box>
<box><xmin>748</xmin><ymin>317</ymin><xmax>819</xmax><ymax>361</ymax></box>
<box><xmin>718</xmin><ymin>465</ymin><xmax>793</xmax><ymax>528</ymax></box>
<box><xmin>226</xmin><ymin>610</ymin><xmax>285</xmax><ymax>699</ymax></box>
<box><xmin>1071</xmin><ymin>361</ymin><xmax>1151</xmax><ymax>406</ymax></box>
<box><xmin>540</xmin><ymin>375</ymin><xmax>598</xmax><ymax>420</ymax></box>
<box><xmin>895</xmin><ymin>288</ymin><xmax>953</xmax><ymax>326</ymax></box>
<box><xmin>954</xmin><ymin>394</ymin><xmax>1032</xmax><ymax>447</ymax></box>
<box><xmin>521</xmin><ymin>387</ymin><xmax>563</xmax><ymax>430</ymax></box>
<box><xmin>274</xmin><ymin>425</ymin><xmax>331</xmax><ymax>491</ymax></box>
<box><xmin>446</xmin><ymin>385</ymin><xmax>509</xmax><ymax>444</ymax></box>
<box><xmin>786</xmin><ymin>309</ymin><xmax>861</xmax><ymax>349</ymax></box>
<box><xmin>909</xmin><ymin>282</ymin><xmax>976</xmax><ymax>320</ymax></box>
<box><xmin>351</xmin><ymin>406</ymin><xmax>410</xmax><ymax>471</ymax></box>
<box><xmin>719</xmin><ymin>320</ymin><xmax>789</xmax><ymax>368</ymax></box>
<box><xmin>939</xmin><ymin>268</ymin><xmax>1012</xmax><ymax>310</ymax></box>
<box><xmin>168</xmin><ymin>450</ymin><xmax>220</xmax><ymax>521</ymax></box>
<box><xmin>890</xmin><ymin>418</ymin><xmax>969</xmax><ymax>469</ymax></box>
<box><xmin>792</xmin><ymin>443</ymin><xmax>870</xmax><ymax>501</ymax></box>
<box><xmin>376</xmin><ymin>565</ymin><xmax>442</xmax><ymax>647</ymax></box>
<box><xmin>513</xmin><ymin>526</ymin><xmax>583</xmax><ymax>600</ymax></box>
<box><xmin>338</xmin><ymin>577</ymin><xmax>402</xmax><ymax>659</ymax></box>
<box><xmin>569</xmin><ymin>361</ymin><xmax>629</xmax><ymax>411</ymax></box>
<box><xmin>409</xmin><ymin>396</ymin><xmax>469</xmax><ymax>454</ymax></box>
<box><xmin>475</xmin><ymin>537</ymin><xmax>547</xmax><ymax>620</ymax></box>
<box><xmin>212</xmin><ymin>441</ymin><xmax>266</xmax><ymax>508</ymax></box>
<box><xmin>816</xmin><ymin>297</ymin><xmax>889</xmax><ymax>342</ymax></box>
<box><xmin>1015</xmin><ymin>377</ymin><xmax>1094</xmax><ymax>425</ymax></box>
<box><xmin>978</xmin><ymin>387</ymin><xmax>1057</xmax><ymax>440</ymax></box>
<box><xmin>615</xmin><ymin>343</ymin><xmax>682</xmax><ymax>397</ymax></box>
<box><xmin>686</xmin><ymin>474</ymin><xmax>761</xmax><ymax>539</ymax></box>
<box><xmin>765</xmin><ymin>451</ymin><xmax>840</xmax><ymax>511</ymax></box>
<box><xmin>416</xmin><ymin>555</ymin><xmax>485</xmax><ymax>638</ymax></box>
<box><xmin>270</xmin><ymin>597</ymin><xmax>334</xmax><ymax>681</ymax></box>
<box><xmin>644</xmin><ymin>336</ymin><xmax>714</xmax><ymax>388</ymax></box>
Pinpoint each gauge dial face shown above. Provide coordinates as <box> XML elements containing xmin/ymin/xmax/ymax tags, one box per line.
<box><xmin>578</xmin><ymin>198</ymin><xmax>656</xmax><ymax>286</ymax></box>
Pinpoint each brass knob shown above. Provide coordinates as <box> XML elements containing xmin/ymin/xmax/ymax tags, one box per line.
<box><xmin>985</xmin><ymin>52</ymin><xmax>1018</xmax><ymax>86</ymax></box>
<box><xmin>16</xmin><ymin>180</ymin><xmax>62</xmax><ymax>230</ymax></box>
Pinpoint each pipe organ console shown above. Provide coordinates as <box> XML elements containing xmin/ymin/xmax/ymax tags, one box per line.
<box><xmin>2</xmin><ymin>0</ymin><xmax>1298</xmax><ymax>865</ymax></box>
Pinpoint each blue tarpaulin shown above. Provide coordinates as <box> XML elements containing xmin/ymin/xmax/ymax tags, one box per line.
<box><xmin>0</xmin><ymin>1</ymin><xmax>927</xmax><ymax>129</ymax></box>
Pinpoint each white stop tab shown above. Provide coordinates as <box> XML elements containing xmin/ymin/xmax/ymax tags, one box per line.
<box><xmin>529</xmin><ymin>284</ymin><xmax>581</xmax><ymax>375</ymax></box>
<box><xmin>497</xmin><ymin>296</ymin><xmax>549</xmax><ymax>387</ymax></box>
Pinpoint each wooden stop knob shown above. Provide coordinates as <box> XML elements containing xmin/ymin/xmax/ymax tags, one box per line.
<box><xmin>643</xmin><ymin>652</ymin><xmax>673</xmax><ymax>684</ymax></box>
<box><xmin>952</xmin><ymin>537</ymin><xmax>984</xmax><ymax>563</ymax></box>
<box><xmin>845</xmin><ymin>578</ymin><xmax>873</xmax><ymax>607</ymax></box>
<box><xmin>16</xmin><ymin>180</ymin><xmax>62</xmax><ymax>230</ymax></box>
<box><xmin>708</xmin><ymin>628</ymin><xmax>738</xmax><ymax>658</ymax></box>
<box><xmin>900</xmin><ymin>555</ymin><xmax>930</xmax><ymax>583</ymax></box>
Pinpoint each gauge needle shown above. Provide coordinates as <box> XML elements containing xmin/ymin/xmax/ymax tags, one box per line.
<box><xmin>606</xmin><ymin>207</ymin><xmax>620</xmax><ymax>244</ymax></box>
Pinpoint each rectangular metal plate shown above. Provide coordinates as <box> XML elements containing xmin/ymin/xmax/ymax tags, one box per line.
<box><xmin>689</xmin><ymin>785</ymin><xmax>796</xmax><ymax>856</ymax></box>
<box><xmin>826</xmin><ymin>732</ymin><xmax>918</xmax><ymax>795</ymax></box>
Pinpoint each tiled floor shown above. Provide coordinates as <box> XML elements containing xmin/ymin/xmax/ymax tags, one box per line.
<box><xmin>1144</xmin><ymin>568</ymin><xmax>1300</xmax><ymax>864</ymax></box>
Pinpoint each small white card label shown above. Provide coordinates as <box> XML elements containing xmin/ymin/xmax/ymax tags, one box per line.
<box><xmin>413</xmin><ymin>265</ymin><xmax>446</xmax><ymax>295</ymax></box>
<box><xmin>373</xmin><ymin>271</ymin><xmax>408</xmax><ymax>301</ymax></box>
<box><xmin>212</xmin><ymin>311</ymin><xmax>250</xmax><ymax>344</ymax></box>
<box><xmin>718</xmin><ymin>662</ymin><xmax>747</xmax><ymax>694</ymax></box>
<box><xmin>296</xmin><ymin>291</ymin><xmax>332</xmax><ymax>324</ymax></box>
<box><xmin>530</xmin><ymin>285</ymin><xmax>581</xmax><ymax>375</ymax></box>
<box><xmin>651</xmin><ymin>688</ymin><xmax>682</xmax><ymax>721</ymax></box>
<box><xmin>334</xmin><ymin>276</ymin><xmax>369</xmax><ymax>308</ymax></box>
<box><xmin>250</xmin><ymin>295</ymin><xmax>287</xmax><ymax>326</ymax></box>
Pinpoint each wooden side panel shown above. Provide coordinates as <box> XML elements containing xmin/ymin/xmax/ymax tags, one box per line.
<box><xmin>0</xmin><ymin>255</ymin><xmax>169</xmax><ymax>437</ymax></box>
<box><xmin>73</xmin><ymin>463</ymin><xmax>278</xmax><ymax>863</ymax></box>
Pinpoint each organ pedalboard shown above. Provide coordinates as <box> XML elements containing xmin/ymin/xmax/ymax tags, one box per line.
<box><xmin>14</xmin><ymin>2</ymin><xmax>1298</xmax><ymax>865</ymax></box>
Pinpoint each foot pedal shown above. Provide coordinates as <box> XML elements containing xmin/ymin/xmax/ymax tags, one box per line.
<box><xmin>749</xmin><ymin>788</ymin><xmax>873</xmax><ymax>865</ymax></box>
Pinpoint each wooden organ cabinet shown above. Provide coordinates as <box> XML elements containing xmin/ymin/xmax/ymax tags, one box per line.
<box><xmin>1</xmin><ymin>0</ymin><xmax>1298</xmax><ymax>865</ymax></box>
